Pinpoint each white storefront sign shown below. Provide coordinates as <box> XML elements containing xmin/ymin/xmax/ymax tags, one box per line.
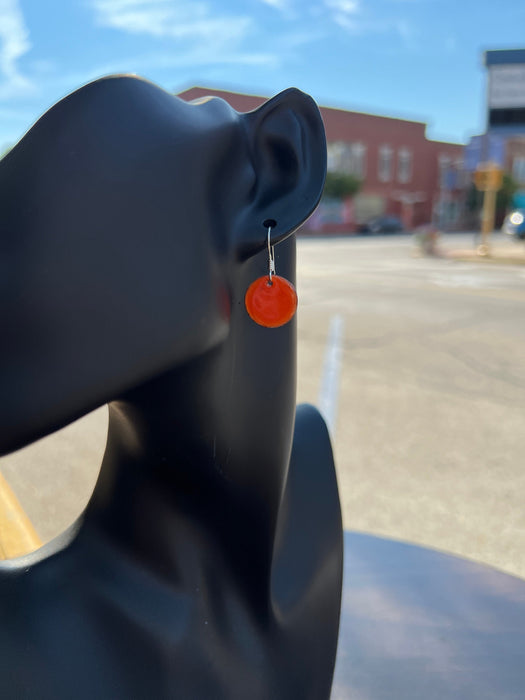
<box><xmin>488</xmin><ymin>64</ymin><xmax>525</xmax><ymax>108</ymax></box>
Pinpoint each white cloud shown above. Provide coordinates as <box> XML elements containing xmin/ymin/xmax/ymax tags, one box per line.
<box><xmin>258</xmin><ymin>0</ymin><xmax>289</xmax><ymax>11</ymax></box>
<box><xmin>88</xmin><ymin>0</ymin><xmax>284</xmax><ymax>77</ymax></box>
<box><xmin>91</xmin><ymin>0</ymin><xmax>251</xmax><ymax>43</ymax></box>
<box><xmin>394</xmin><ymin>18</ymin><xmax>417</xmax><ymax>48</ymax></box>
<box><xmin>92</xmin><ymin>47</ymin><xmax>280</xmax><ymax>75</ymax></box>
<box><xmin>0</xmin><ymin>0</ymin><xmax>33</xmax><ymax>98</ymax></box>
<box><xmin>325</xmin><ymin>0</ymin><xmax>359</xmax><ymax>12</ymax></box>
<box><xmin>280</xmin><ymin>29</ymin><xmax>327</xmax><ymax>48</ymax></box>
<box><xmin>324</xmin><ymin>0</ymin><xmax>420</xmax><ymax>42</ymax></box>
<box><xmin>323</xmin><ymin>0</ymin><xmax>363</xmax><ymax>33</ymax></box>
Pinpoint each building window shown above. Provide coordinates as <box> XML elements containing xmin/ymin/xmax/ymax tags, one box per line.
<box><xmin>397</xmin><ymin>147</ymin><xmax>412</xmax><ymax>183</ymax></box>
<box><xmin>351</xmin><ymin>142</ymin><xmax>367</xmax><ymax>178</ymax></box>
<box><xmin>327</xmin><ymin>142</ymin><xmax>348</xmax><ymax>172</ymax></box>
<box><xmin>378</xmin><ymin>145</ymin><xmax>393</xmax><ymax>182</ymax></box>
<box><xmin>455</xmin><ymin>158</ymin><xmax>468</xmax><ymax>188</ymax></box>
<box><xmin>339</xmin><ymin>143</ymin><xmax>354</xmax><ymax>174</ymax></box>
<box><xmin>512</xmin><ymin>156</ymin><xmax>525</xmax><ymax>183</ymax></box>
<box><xmin>327</xmin><ymin>141</ymin><xmax>366</xmax><ymax>178</ymax></box>
<box><xmin>438</xmin><ymin>154</ymin><xmax>452</xmax><ymax>188</ymax></box>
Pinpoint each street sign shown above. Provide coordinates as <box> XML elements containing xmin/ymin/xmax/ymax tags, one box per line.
<box><xmin>473</xmin><ymin>164</ymin><xmax>503</xmax><ymax>192</ymax></box>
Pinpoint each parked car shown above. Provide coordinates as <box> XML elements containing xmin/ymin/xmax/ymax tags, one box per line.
<box><xmin>502</xmin><ymin>209</ymin><xmax>525</xmax><ymax>240</ymax></box>
<box><xmin>358</xmin><ymin>216</ymin><xmax>405</xmax><ymax>234</ymax></box>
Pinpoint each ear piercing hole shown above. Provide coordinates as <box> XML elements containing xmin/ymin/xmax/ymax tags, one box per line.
<box><xmin>263</xmin><ymin>219</ymin><xmax>277</xmax><ymax>229</ymax></box>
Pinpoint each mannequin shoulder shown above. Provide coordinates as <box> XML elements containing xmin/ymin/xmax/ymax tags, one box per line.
<box><xmin>292</xmin><ymin>403</ymin><xmax>335</xmax><ymax>467</ymax></box>
<box><xmin>286</xmin><ymin>402</ymin><xmax>341</xmax><ymax>532</ymax></box>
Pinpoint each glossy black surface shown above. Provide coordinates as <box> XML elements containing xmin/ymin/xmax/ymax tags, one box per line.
<box><xmin>333</xmin><ymin>532</ymin><xmax>525</xmax><ymax>699</ymax></box>
<box><xmin>0</xmin><ymin>76</ymin><xmax>342</xmax><ymax>699</ymax></box>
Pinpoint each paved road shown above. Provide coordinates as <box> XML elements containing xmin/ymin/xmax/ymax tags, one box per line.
<box><xmin>2</xmin><ymin>232</ymin><xmax>525</xmax><ymax>578</ymax></box>
<box><xmin>297</xmin><ymin>232</ymin><xmax>525</xmax><ymax>578</ymax></box>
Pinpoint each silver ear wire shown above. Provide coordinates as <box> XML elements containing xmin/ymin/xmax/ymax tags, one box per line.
<box><xmin>267</xmin><ymin>225</ymin><xmax>275</xmax><ymax>284</ymax></box>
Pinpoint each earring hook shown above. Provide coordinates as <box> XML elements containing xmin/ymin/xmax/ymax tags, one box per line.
<box><xmin>267</xmin><ymin>225</ymin><xmax>276</xmax><ymax>285</ymax></box>
<box><xmin>244</xmin><ymin>220</ymin><xmax>298</xmax><ymax>327</ymax></box>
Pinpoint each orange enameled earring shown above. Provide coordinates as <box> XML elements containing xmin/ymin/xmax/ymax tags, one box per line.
<box><xmin>245</xmin><ymin>223</ymin><xmax>297</xmax><ymax>328</ymax></box>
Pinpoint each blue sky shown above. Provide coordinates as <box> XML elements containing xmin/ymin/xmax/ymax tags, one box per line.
<box><xmin>1</xmin><ymin>0</ymin><xmax>525</xmax><ymax>151</ymax></box>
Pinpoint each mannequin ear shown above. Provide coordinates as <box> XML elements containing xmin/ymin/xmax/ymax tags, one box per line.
<box><xmin>235</xmin><ymin>88</ymin><xmax>326</xmax><ymax>259</ymax></box>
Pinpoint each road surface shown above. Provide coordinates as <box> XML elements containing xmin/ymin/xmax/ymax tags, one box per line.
<box><xmin>2</xmin><ymin>232</ymin><xmax>525</xmax><ymax>578</ymax></box>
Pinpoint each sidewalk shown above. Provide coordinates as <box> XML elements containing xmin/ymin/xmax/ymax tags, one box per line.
<box><xmin>443</xmin><ymin>232</ymin><xmax>525</xmax><ymax>265</ymax></box>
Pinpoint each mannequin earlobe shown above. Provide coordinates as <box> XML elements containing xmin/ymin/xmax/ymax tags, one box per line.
<box><xmin>235</xmin><ymin>88</ymin><xmax>326</xmax><ymax>260</ymax></box>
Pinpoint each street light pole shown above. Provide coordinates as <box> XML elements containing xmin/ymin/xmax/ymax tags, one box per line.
<box><xmin>474</xmin><ymin>162</ymin><xmax>502</xmax><ymax>256</ymax></box>
<box><xmin>479</xmin><ymin>186</ymin><xmax>497</xmax><ymax>256</ymax></box>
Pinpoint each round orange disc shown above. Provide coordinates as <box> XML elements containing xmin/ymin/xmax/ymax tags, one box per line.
<box><xmin>245</xmin><ymin>275</ymin><xmax>298</xmax><ymax>328</ymax></box>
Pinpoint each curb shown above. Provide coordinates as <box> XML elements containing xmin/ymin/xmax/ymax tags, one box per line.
<box><xmin>446</xmin><ymin>250</ymin><xmax>525</xmax><ymax>266</ymax></box>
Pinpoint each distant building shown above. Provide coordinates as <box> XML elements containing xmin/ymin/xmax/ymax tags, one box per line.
<box><xmin>177</xmin><ymin>86</ymin><xmax>466</xmax><ymax>231</ymax></box>
<box><xmin>488</xmin><ymin>49</ymin><xmax>525</xmax><ymax>195</ymax></box>
<box><xmin>485</xmin><ymin>49</ymin><xmax>525</xmax><ymax>135</ymax></box>
<box><xmin>465</xmin><ymin>50</ymin><xmax>525</xmax><ymax>207</ymax></box>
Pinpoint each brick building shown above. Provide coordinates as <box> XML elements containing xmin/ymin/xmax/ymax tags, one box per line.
<box><xmin>178</xmin><ymin>86</ymin><xmax>466</xmax><ymax>231</ymax></box>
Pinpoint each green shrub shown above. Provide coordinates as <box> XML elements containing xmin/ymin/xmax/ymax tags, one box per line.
<box><xmin>323</xmin><ymin>171</ymin><xmax>361</xmax><ymax>199</ymax></box>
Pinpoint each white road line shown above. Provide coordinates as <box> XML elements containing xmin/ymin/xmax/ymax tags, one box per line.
<box><xmin>317</xmin><ymin>314</ymin><xmax>345</xmax><ymax>437</ymax></box>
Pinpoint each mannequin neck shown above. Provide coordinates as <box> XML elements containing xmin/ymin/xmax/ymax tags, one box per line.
<box><xmin>84</xmin><ymin>349</ymin><xmax>296</xmax><ymax>592</ymax></box>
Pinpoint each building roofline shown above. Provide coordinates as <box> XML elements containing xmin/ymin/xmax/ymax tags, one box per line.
<box><xmin>176</xmin><ymin>83</ymin><xmax>268</xmax><ymax>103</ymax></box>
<box><xmin>485</xmin><ymin>48</ymin><xmax>525</xmax><ymax>66</ymax></box>
<box><xmin>176</xmin><ymin>84</ymin><xmax>428</xmax><ymax>128</ymax></box>
<box><xmin>317</xmin><ymin>98</ymin><xmax>428</xmax><ymax>128</ymax></box>
<box><xmin>428</xmin><ymin>138</ymin><xmax>465</xmax><ymax>147</ymax></box>
<box><xmin>177</xmin><ymin>85</ymin><xmax>466</xmax><ymax>145</ymax></box>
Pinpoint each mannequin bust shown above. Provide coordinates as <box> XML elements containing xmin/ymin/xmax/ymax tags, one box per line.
<box><xmin>0</xmin><ymin>76</ymin><xmax>343</xmax><ymax>699</ymax></box>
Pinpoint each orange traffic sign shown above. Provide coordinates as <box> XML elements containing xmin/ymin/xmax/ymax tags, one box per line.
<box><xmin>474</xmin><ymin>164</ymin><xmax>503</xmax><ymax>192</ymax></box>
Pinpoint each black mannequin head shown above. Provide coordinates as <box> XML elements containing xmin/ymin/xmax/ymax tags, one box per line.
<box><xmin>0</xmin><ymin>77</ymin><xmax>342</xmax><ymax>700</ymax></box>
<box><xmin>0</xmin><ymin>75</ymin><xmax>326</xmax><ymax>457</ymax></box>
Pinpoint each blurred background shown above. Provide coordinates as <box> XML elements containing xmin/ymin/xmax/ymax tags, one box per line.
<box><xmin>1</xmin><ymin>0</ymin><xmax>525</xmax><ymax>579</ymax></box>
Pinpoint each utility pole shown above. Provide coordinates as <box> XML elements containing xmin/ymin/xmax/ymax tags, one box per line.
<box><xmin>474</xmin><ymin>162</ymin><xmax>503</xmax><ymax>256</ymax></box>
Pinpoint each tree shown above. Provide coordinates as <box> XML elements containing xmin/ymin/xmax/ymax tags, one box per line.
<box><xmin>496</xmin><ymin>172</ymin><xmax>518</xmax><ymax>214</ymax></box>
<box><xmin>465</xmin><ymin>182</ymin><xmax>482</xmax><ymax>213</ymax></box>
<box><xmin>322</xmin><ymin>171</ymin><xmax>361</xmax><ymax>199</ymax></box>
<box><xmin>466</xmin><ymin>172</ymin><xmax>519</xmax><ymax>228</ymax></box>
<box><xmin>467</xmin><ymin>173</ymin><xmax>518</xmax><ymax>213</ymax></box>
